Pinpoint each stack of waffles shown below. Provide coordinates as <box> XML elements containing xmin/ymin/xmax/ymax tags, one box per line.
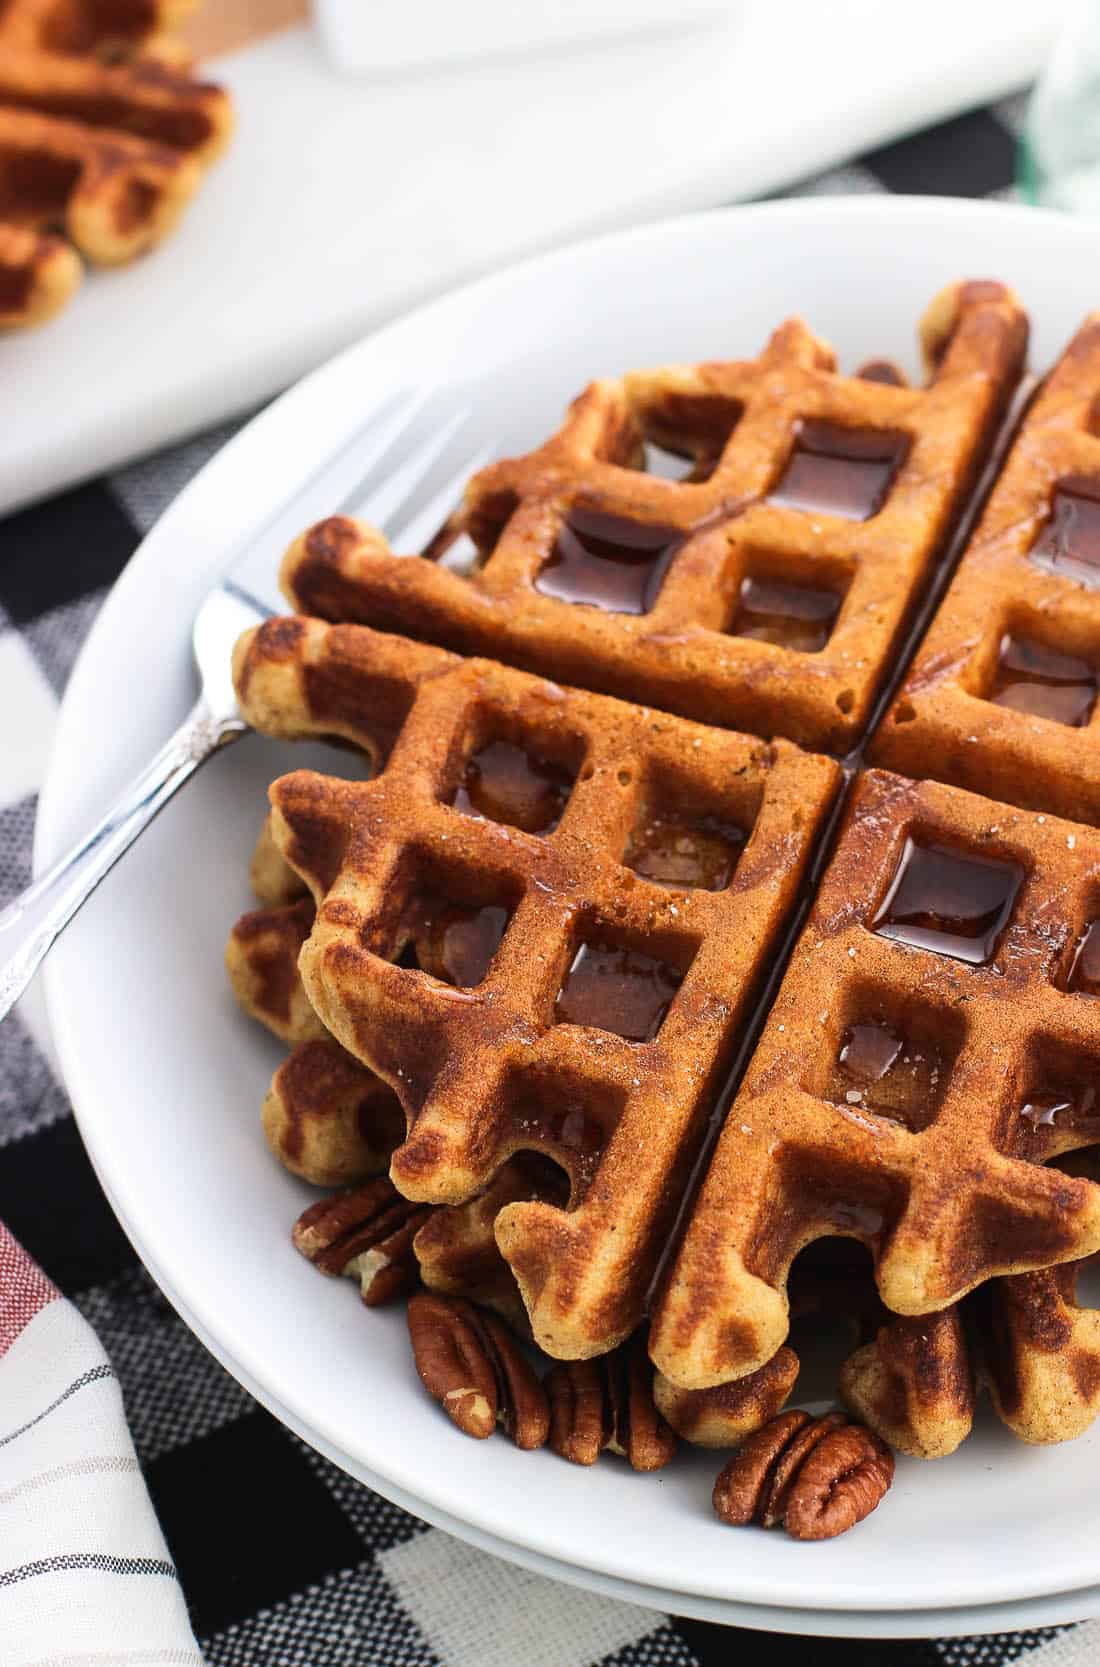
<box><xmin>0</xmin><ymin>0</ymin><xmax>233</xmax><ymax>328</ymax></box>
<box><xmin>226</xmin><ymin>277</ymin><xmax>1100</xmax><ymax>1472</ymax></box>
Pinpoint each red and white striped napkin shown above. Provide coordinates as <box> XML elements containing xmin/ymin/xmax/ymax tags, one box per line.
<box><xmin>0</xmin><ymin>1221</ymin><xmax>202</xmax><ymax>1664</ymax></box>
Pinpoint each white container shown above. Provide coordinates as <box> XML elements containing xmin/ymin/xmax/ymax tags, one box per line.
<box><xmin>314</xmin><ymin>0</ymin><xmax>726</xmax><ymax>75</ymax></box>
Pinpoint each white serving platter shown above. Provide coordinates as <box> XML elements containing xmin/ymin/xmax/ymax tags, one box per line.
<box><xmin>39</xmin><ymin>197</ymin><xmax>1100</xmax><ymax>1634</ymax></box>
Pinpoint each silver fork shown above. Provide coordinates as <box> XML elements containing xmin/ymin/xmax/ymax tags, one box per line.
<box><xmin>0</xmin><ymin>392</ymin><xmax>493</xmax><ymax>1024</ymax></box>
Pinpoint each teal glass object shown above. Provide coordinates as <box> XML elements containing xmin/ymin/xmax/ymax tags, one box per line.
<box><xmin>1021</xmin><ymin>1</ymin><xmax>1100</xmax><ymax>210</ymax></box>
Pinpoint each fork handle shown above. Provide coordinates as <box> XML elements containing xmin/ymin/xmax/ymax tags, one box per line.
<box><xmin>0</xmin><ymin>697</ymin><xmax>245</xmax><ymax>1025</ymax></box>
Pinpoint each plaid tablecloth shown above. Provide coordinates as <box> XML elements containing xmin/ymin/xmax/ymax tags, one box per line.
<box><xmin>2</xmin><ymin>90</ymin><xmax>1095</xmax><ymax>1665</ymax></box>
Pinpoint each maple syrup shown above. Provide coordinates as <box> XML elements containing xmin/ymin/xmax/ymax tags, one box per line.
<box><xmin>729</xmin><ymin>574</ymin><xmax>842</xmax><ymax>654</ymax></box>
<box><xmin>535</xmin><ymin>507</ymin><xmax>684</xmax><ymax>614</ymax></box>
<box><xmin>1031</xmin><ymin>477</ymin><xmax>1100</xmax><ymax>588</ymax></box>
<box><xmin>871</xmin><ymin>836</ymin><xmax>1024</xmax><ymax>965</ymax></box>
<box><xmin>624</xmin><ymin>810</ymin><xmax>745</xmax><ymax>891</ymax></box>
<box><xmin>855</xmin><ymin>359</ymin><xmax>908</xmax><ymax>388</ymax></box>
<box><xmin>409</xmin><ymin>900</ymin><xmax>509</xmax><ymax>987</ymax></box>
<box><xmin>769</xmin><ymin>421</ymin><xmax>908</xmax><ymax>521</ymax></box>
<box><xmin>829</xmin><ymin>1020</ymin><xmax>947</xmax><ymax>1132</ymax></box>
<box><xmin>453</xmin><ymin>738</ymin><xmax>574</xmax><ymax>834</ymax></box>
<box><xmin>1067</xmin><ymin>920</ymin><xmax>1100</xmax><ymax>997</ymax></box>
<box><xmin>555</xmin><ymin>940</ymin><xmax>683</xmax><ymax>1041</ymax></box>
<box><xmin>987</xmin><ymin>634</ymin><xmax>1098</xmax><ymax>727</ymax></box>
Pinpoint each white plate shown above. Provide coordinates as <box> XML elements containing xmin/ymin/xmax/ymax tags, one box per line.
<box><xmin>39</xmin><ymin>198</ymin><xmax>1100</xmax><ymax>1635</ymax></box>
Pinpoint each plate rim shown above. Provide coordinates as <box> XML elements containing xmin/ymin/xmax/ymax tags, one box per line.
<box><xmin>38</xmin><ymin>193</ymin><xmax>1100</xmax><ymax>1627</ymax></box>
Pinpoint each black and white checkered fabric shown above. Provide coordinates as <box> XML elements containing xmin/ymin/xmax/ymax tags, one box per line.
<box><xmin>1</xmin><ymin>93</ymin><xmax>1091</xmax><ymax>1665</ymax></box>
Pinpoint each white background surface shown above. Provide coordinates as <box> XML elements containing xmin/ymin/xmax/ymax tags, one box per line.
<box><xmin>36</xmin><ymin>197</ymin><xmax>1100</xmax><ymax>1634</ymax></box>
<box><xmin>0</xmin><ymin>0</ymin><xmax>1065</xmax><ymax>514</ymax></box>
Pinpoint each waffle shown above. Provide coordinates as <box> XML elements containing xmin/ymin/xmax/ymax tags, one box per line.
<box><xmin>651</xmin><ymin>767</ymin><xmax>1100</xmax><ymax>1391</ymax></box>
<box><xmin>876</xmin><ymin>315</ymin><xmax>1100</xmax><ymax>825</ymax></box>
<box><xmin>232</xmin><ymin>614</ymin><xmax>840</xmax><ymax>1357</ymax></box>
<box><xmin>232</xmin><ymin>825</ymin><xmax>1100</xmax><ymax>1456</ymax></box>
<box><xmin>227</xmin><ymin>879</ymin><xmax>404</xmax><ymax>1188</ymax></box>
<box><xmin>0</xmin><ymin>0</ymin><xmax>195</xmax><ymax>61</ymax></box>
<box><xmin>279</xmin><ymin>282</ymin><xmax>1025</xmax><ymax>754</ymax></box>
<box><xmin>0</xmin><ymin>1</ymin><xmax>231</xmax><ymax>326</ymax></box>
<box><xmin>226</xmin><ymin>896</ymin><xmax>327</xmax><ymax>1046</ymax></box>
<box><xmin>838</xmin><ymin>1245</ymin><xmax>1100</xmax><ymax>1455</ymax></box>
<box><xmin>0</xmin><ymin>219</ymin><xmax>78</xmax><ymax>323</ymax></box>
<box><xmin>981</xmin><ymin>1258</ymin><xmax>1100</xmax><ymax>1444</ymax></box>
<box><xmin>229</xmin><ymin>857</ymin><xmax>556</xmax><ymax>1274</ymax></box>
<box><xmin>412</xmin><ymin>1153</ymin><xmax>570</xmax><ymax>1332</ymax></box>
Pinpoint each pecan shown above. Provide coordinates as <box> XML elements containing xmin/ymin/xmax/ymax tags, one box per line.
<box><xmin>406</xmin><ymin>1290</ymin><xmax>549</xmax><ymax>1449</ymax></box>
<box><xmin>293</xmin><ymin>1178</ymin><xmax>430</xmax><ymax>1306</ymax></box>
<box><xmin>546</xmin><ymin>1336</ymin><xmax>678</xmax><ymax>1471</ymax></box>
<box><xmin>713</xmin><ymin>1409</ymin><xmax>894</xmax><ymax>1541</ymax></box>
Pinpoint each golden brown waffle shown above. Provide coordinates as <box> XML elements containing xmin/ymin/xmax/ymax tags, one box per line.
<box><xmin>413</xmin><ymin>1153</ymin><xmax>569</xmax><ymax>1332</ymax></box>
<box><xmin>651</xmin><ymin>768</ymin><xmax>1100</xmax><ymax>1391</ymax></box>
<box><xmin>0</xmin><ymin>2</ymin><xmax>231</xmax><ymax>326</ymax></box>
<box><xmin>232</xmin><ymin>615</ymin><xmax>840</xmax><ymax>1357</ymax></box>
<box><xmin>250</xmin><ymin>812</ymin><xmax>310</xmax><ymax>906</ymax></box>
<box><xmin>841</xmin><ymin>1250</ymin><xmax>1100</xmax><ymax>1455</ymax></box>
<box><xmin>0</xmin><ymin>0</ymin><xmax>195</xmax><ymax>61</ymax></box>
<box><xmin>237</xmin><ymin>879</ymin><xmax>1100</xmax><ymax>1457</ymax></box>
<box><xmin>262</xmin><ymin>1038</ymin><xmax>404</xmax><ymax>1187</ymax></box>
<box><xmin>226</xmin><ymin>885</ymin><xmax>404</xmax><ymax>1187</ymax></box>
<box><xmin>981</xmin><ymin>1258</ymin><xmax>1100</xmax><ymax>1444</ymax></box>
<box><xmin>280</xmin><ymin>281</ymin><xmax>1026</xmax><ymax>753</ymax></box>
<box><xmin>226</xmin><ymin>897</ymin><xmax>326</xmax><ymax>1045</ymax></box>
<box><xmin>654</xmin><ymin>1350</ymin><xmax>799</xmax><ymax>1448</ymax></box>
<box><xmin>838</xmin><ymin>1305</ymin><xmax>975</xmax><ymax>1460</ymax></box>
<box><xmin>877</xmin><ymin>315</ymin><xmax>1100</xmax><ymax>825</ymax></box>
<box><xmin>0</xmin><ymin>218</ymin><xmax>78</xmax><ymax>322</ymax></box>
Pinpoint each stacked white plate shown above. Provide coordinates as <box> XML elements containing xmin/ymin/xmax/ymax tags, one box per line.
<box><xmin>40</xmin><ymin>198</ymin><xmax>1100</xmax><ymax>1636</ymax></box>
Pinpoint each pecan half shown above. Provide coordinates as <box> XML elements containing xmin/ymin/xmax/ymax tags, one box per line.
<box><xmin>713</xmin><ymin>1409</ymin><xmax>894</xmax><ymax>1541</ymax></box>
<box><xmin>293</xmin><ymin>1178</ymin><xmax>430</xmax><ymax>1306</ymax></box>
<box><xmin>407</xmin><ymin>1290</ymin><xmax>549</xmax><ymax>1449</ymax></box>
<box><xmin>546</xmin><ymin>1336</ymin><xmax>678</xmax><ymax>1471</ymax></box>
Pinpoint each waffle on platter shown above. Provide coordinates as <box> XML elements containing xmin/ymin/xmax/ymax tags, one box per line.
<box><xmin>223</xmin><ymin>290</ymin><xmax>1100</xmax><ymax>1524</ymax></box>
<box><xmin>0</xmin><ymin>0</ymin><xmax>231</xmax><ymax>327</ymax></box>
<box><xmin>228</xmin><ymin>799</ymin><xmax>1100</xmax><ymax>1465</ymax></box>
<box><xmin>651</xmin><ymin>767</ymin><xmax>1100</xmax><ymax>1387</ymax></box>
<box><xmin>876</xmin><ymin>313</ymin><xmax>1100</xmax><ymax>824</ymax></box>
<box><xmin>280</xmin><ymin>281</ymin><xmax>1026</xmax><ymax>753</ymax></box>
<box><xmin>0</xmin><ymin>1</ymin><xmax>196</xmax><ymax>62</ymax></box>
<box><xmin>232</xmin><ymin>616</ymin><xmax>839</xmax><ymax>1357</ymax></box>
